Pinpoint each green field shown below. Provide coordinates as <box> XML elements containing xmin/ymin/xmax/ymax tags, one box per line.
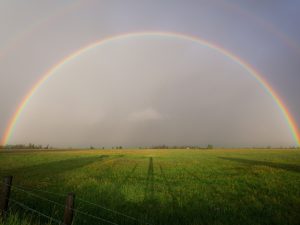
<box><xmin>0</xmin><ymin>149</ymin><xmax>300</xmax><ymax>225</ymax></box>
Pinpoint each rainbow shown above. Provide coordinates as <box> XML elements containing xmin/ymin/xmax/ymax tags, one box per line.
<box><xmin>1</xmin><ymin>31</ymin><xmax>299</xmax><ymax>146</ymax></box>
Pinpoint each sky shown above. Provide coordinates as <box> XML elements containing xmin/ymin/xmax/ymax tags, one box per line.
<box><xmin>0</xmin><ymin>0</ymin><xmax>299</xmax><ymax>148</ymax></box>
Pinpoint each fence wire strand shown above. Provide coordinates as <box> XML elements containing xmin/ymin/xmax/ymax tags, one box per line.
<box><xmin>76</xmin><ymin>197</ymin><xmax>153</xmax><ymax>225</ymax></box>
<box><xmin>11</xmin><ymin>185</ymin><xmax>65</xmax><ymax>209</ymax></box>
<box><xmin>12</xmin><ymin>184</ymin><xmax>66</xmax><ymax>198</ymax></box>
<box><xmin>73</xmin><ymin>208</ymin><xmax>120</xmax><ymax>225</ymax></box>
<box><xmin>2</xmin><ymin>181</ymin><xmax>153</xmax><ymax>225</ymax></box>
<box><xmin>9</xmin><ymin>198</ymin><xmax>62</xmax><ymax>224</ymax></box>
<box><xmin>9</xmin><ymin>185</ymin><xmax>121</xmax><ymax>225</ymax></box>
<box><xmin>12</xmin><ymin>184</ymin><xmax>135</xmax><ymax>218</ymax></box>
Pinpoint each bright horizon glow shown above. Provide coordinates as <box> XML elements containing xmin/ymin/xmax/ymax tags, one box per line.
<box><xmin>1</xmin><ymin>31</ymin><xmax>299</xmax><ymax>146</ymax></box>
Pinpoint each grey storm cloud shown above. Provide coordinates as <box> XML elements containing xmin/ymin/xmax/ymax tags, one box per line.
<box><xmin>0</xmin><ymin>0</ymin><xmax>299</xmax><ymax>147</ymax></box>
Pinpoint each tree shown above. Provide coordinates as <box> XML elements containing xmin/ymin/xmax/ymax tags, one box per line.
<box><xmin>207</xmin><ymin>144</ymin><xmax>213</xmax><ymax>149</ymax></box>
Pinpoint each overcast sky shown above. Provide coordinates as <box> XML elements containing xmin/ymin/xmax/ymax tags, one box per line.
<box><xmin>0</xmin><ymin>0</ymin><xmax>299</xmax><ymax>147</ymax></box>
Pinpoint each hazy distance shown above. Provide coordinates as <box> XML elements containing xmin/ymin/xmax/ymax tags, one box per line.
<box><xmin>10</xmin><ymin>36</ymin><xmax>294</xmax><ymax>148</ymax></box>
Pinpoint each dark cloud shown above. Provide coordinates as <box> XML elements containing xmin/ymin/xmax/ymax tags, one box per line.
<box><xmin>0</xmin><ymin>0</ymin><xmax>299</xmax><ymax>147</ymax></box>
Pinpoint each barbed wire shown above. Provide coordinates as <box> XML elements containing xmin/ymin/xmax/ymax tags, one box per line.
<box><xmin>8</xmin><ymin>185</ymin><xmax>122</xmax><ymax>225</ymax></box>
<box><xmin>3</xmin><ymin>195</ymin><xmax>120</xmax><ymax>225</ymax></box>
<box><xmin>11</xmin><ymin>184</ymin><xmax>66</xmax><ymax>198</ymax></box>
<box><xmin>76</xmin><ymin>197</ymin><xmax>153</xmax><ymax>225</ymax></box>
<box><xmin>11</xmin><ymin>185</ymin><xmax>65</xmax><ymax>209</ymax></box>
<box><xmin>1</xmin><ymin>180</ymin><xmax>153</xmax><ymax>225</ymax></box>
<box><xmin>9</xmin><ymin>198</ymin><xmax>62</xmax><ymax>224</ymax></box>
<box><xmin>73</xmin><ymin>208</ymin><xmax>120</xmax><ymax>225</ymax></box>
<box><xmin>7</xmin><ymin>183</ymin><xmax>153</xmax><ymax>225</ymax></box>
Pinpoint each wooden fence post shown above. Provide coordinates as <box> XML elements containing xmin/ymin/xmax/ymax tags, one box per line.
<box><xmin>62</xmin><ymin>193</ymin><xmax>75</xmax><ymax>225</ymax></box>
<box><xmin>0</xmin><ymin>176</ymin><xmax>13</xmax><ymax>221</ymax></box>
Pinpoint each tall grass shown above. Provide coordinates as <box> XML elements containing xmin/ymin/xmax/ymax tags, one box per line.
<box><xmin>0</xmin><ymin>213</ymin><xmax>39</xmax><ymax>225</ymax></box>
<box><xmin>0</xmin><ymin>149</ymin><xmax>300</xmax><ymax>225</ymax></box>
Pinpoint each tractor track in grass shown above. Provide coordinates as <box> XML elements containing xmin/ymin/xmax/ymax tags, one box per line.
<box><xmin>144</xmin><ymin>157</ymin><xmax>155</xmax><ymax>201</ymax></box>
<box><xmin>159</xmin><ymin>164</ymin><xmax>179</xmax><ymax>209</ymax></box>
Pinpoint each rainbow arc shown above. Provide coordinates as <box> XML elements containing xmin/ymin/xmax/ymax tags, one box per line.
<box><xmin>2</xmin><ymin>31</ymin><xmax>299</xmax><ymax>146</ymax></box>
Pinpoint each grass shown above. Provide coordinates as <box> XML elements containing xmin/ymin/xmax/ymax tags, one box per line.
<box><xmin>0</xmin><ymin>213</ymin><xmax>42</xmax><ymax>225</ymax></box>
<box><xmin>0</xmin><ymin>149</ymin><xmax>300</xmax><ymax>225</ymax></box>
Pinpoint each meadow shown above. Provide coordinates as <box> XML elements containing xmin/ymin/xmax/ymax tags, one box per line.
<box><xmin>0</xmin><ymin>149</ymin><xmax>300</xmax><ymax>225</ymax></box>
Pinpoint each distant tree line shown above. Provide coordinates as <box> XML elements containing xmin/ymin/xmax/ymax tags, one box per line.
<box><xmin>89</xmin><ymin>146</ymin><xmax>123</xmax><ymax>150</ymax></box>
<box><xmin>146</xmin><ymin>144</ymin><xmax>214</xmax><ymax>149</ymax></box>
<box><xmin>0</xmin><ymin>143</ymin><xmax>53</xmax><ymax>150</ymax></box>
<box><xmin>1</xmin><ymin>144</ymin><xmax>299</xmax><ymax>150</ymax></box>
<box><xmin>251</xmin><ymin>146</ymin><xmax>300</xmax><ymax>149</ymax></box>
<box><xmin>89</xmin><ymin>145</ymin><xmax>212</xmax><ymax>150</ymax></box>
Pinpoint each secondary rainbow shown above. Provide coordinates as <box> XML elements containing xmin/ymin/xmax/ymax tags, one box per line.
<box><xmin>2</xmin><ymin>31</ymin><xmax>299</xmax><ymax>146</ymax></box>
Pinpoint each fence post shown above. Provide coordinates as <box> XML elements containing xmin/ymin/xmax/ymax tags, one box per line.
<box><xmin>0</xmin><ymin>176</ymin><xmax>13</xmax><ymax>222</ymax></box>
<box><xmin>62</xmin><ymin>193</ymin><xmax>75</xmax><ymax>225</ymax></box>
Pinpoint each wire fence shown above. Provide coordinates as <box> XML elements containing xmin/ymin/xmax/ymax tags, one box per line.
<box><xmin>0</xmin><ymin>180</ymin><xmax>153</xmax><ymax>225</ymax></box>
<box><xmin>10</xmin><ymin>198</ymin><xmax>62</xmax><ymax>225</ymax></box>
